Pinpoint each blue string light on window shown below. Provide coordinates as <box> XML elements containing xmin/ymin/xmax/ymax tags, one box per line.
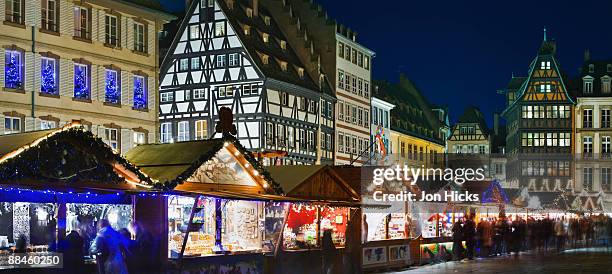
<box><xmin>105</xmin><ymin>70</ymin><xmax>120</xmax><ymax>104</ymax></box>
<box><xmin>5</xmin><ymin>51</ymin><xmax>22</xmax><ymax>89</ymax></box>
<box><xmin>41</xmin><ymin>61</ymin><xmax>56</xmax><ymax>95</ymax></box>
<box><xmin>133</xmin><ymin>76</ymin><xmax>147</xmax><ymax>109</ymax></box>
<box><xmin>74</xmin><ymin>65</ymin><xmax>89</xmax><ymax>99</ymax></box>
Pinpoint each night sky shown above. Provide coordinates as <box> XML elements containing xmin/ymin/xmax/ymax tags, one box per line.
<box><xmin>160</xmin><ymin>0</ymin><xmax>612</xmax><ymax>126</ymax></box>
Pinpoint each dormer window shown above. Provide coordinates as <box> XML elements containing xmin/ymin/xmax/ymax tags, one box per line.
<box><xmin>264</xmin><ymin>16</ymin><xmax>271</xmax><ymax>26</ymax></box>
<box><xmin>297</xmin><ymin>67</ymin><xmax>304</xmax><ymax>78</ymax></box>
<box><xmin>280</xmin><ymin>40</ymin><xmax>287</xmax><ymax>50</ymax></box>
<box><xmin>262</xmin><ymin>33</ymin><xmax>269</xmax><ymax>43</ymax></box>
<box><xmin>539</xmin><ymin>84</ymin><xmax>551</xmax><ymax>93</ymax></box>
<box><xmin>260</xmin><ymin>54</ymin><xmax>269</xmax><ymax>65</ymax></box>
<box><xmin>246</xmin><ymin>8</ymin><xmax>253</xmax><ymax>18</ymax></box>
<box><xmin>583</xmin><ymin>76</ymin><xmax>594</xmax><ymax>93</ymax></box>
<box><xmin>589</xmin><ymin>64</ymin><xmax>595</xmax><ymax>73</ymax></box>
<box><xmin>279</xmin><ymin>61</ymin><xmax>287</xmax><ymax>72</ymax></box>
<box><xmin>540</xmin><ymin>61</ymin><xmax>551</xmax><ymax>70</ymax></box>
<box><xmin>243</xmin><ymin>25</ymin><xmax>251</xmax><ymax>35</ymax></box>
<box><xmin>602</xmin><ymin>76</ymin><xmax>611</xmax><ymax>94</ymax></box>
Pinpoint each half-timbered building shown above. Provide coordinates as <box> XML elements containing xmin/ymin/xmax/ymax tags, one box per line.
<box><xmin>501</xmin><ymin>32</ymin><xmax>575</xmax><ymax>205</ymax></box>
<box><xmin>159</xmin><ymin>0</ymin><xmax>335</xmax><ymax>165</ymax></box>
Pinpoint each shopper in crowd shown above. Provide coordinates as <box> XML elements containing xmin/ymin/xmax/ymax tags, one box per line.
<box><xmin>60</xmin><ymin>230</ymin><xmax>85</xmax><ymax>274</ymax></box>
<box><xmin>464</xmin><ymin>215</ymin><xmax>476</xmax><ymax>260</ymax></box>
<box><xmin>321</xmin><ymin>229</ymin><xmax>337</xmax><ymax>274</ymax></box>
<box><xmin>90</xmin><ymin>219</ymin><xmax>129</xmax><ymax>274</ymax></box>
<box><xmin>128</xmin><ymin>221</ymin><xmax>157</xmax><ymax>272</ymax></box>
<box><xmin>451</xmin><ymin>219</ymin><xmax>464</xmax><ymax>260</ymax></box>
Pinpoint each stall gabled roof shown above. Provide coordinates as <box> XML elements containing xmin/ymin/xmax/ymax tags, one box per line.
<box><xmin>125</xmin><ymin>137</ymin><xmax>283</xmax><ymax>194</ymax></box>
<box><xmin>266</xmin><ymin>165</ymin><xmax>360</xmax><ymax>203</ymax></box>
<box><xmin>0</xmin><ymin>123</ymin><xmax>154</xmax><ymax>192</ymax></box>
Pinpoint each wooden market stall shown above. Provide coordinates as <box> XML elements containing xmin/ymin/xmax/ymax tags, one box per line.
<box><xmin>266</xmin><ymin>165</ymin><xmax>361</xmax><ymax>274</ymax></box>
<box><xmin>0</xmin><ymin>123</ymin><xmax>155</xmax><ymax>270</ymax></box>
<box><xmin>125</xmin><ymin>137</ymin><xmax>293</xmax><ymax>273</ymax></box>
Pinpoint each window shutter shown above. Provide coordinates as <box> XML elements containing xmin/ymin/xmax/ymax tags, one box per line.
<box><xmin>122</xmin><ymin>17</ymin><xmax>129</xmax><ymax>49</ymax></box>
<box><xmin>34</xmin><ymin>118</ymin><xmax>41</xmax><ymax>130</ymax></box>
<box><xmin>126</xmin><ymin>18</ymin><xmax>134</xmax><ymax>51</ymax></box>
<box><xmin>98</xmin><ymin>11</ymin><xmax>105</xmax><ymax>43</ymax></box>
<box><xmin>24</xmin><ymin>53</ymin><xmax>34</xmax><ymax>92</ymax></box>
<box><xmin>91</xmin><ymin>9</ymin><xmax>98</xmax><ymax>41</ymax></box>
<box><xmin>25</xmin><ymin>117</ymin><xmax>34</xmax><ymax>132</ymax></box>
<box><xmin>120</xmin><ymin>128</ymin><xmax>132</xmax><ymax>155</ymax></box>
<box><xmin>25</xmin><ymin>0</ymin><xmax>40</xmax><ymax>26</ymax></box>
<box><xmin>0</xmin><ymin>114</ymin><xmax>4</xmax><ymax>134</ymax></box>
<box><xmin>147</xmin><ymin>22</ymin><xmax>154</xmax><ymax>54</ymax></box>
<box><xmin>59</xmin><ymin>59</ymin><xmax>72</xmax><ymax>98</ymax></box>
<box><xmin>121</xmin><ymin>71</ymin><xmax>129</xmax><ymax>105</ymax></box>
<box><xmin>96</xmin><ymin>65</ymin><xmax>105</xmax><ymax>101</ymax></box>
<box><xmin>147</xmin><ymin>76</ymin><xmax>154</xmax><ymax>110</ymax></box>
<box><xmin>33</xmin><ymin>55</ymin><xmax>41</xmax><ymax>92</ymax></box>
<box><xmin>60</xmin><ymin>1</ymin><xmax>73</xmax><ymax>35</ymax></box>
<box><xmin>97</xmin><ymin>125</ymin><xmax>106</xmax><ymax>142</ymax></box>
<box><xmin>148</xmin><ymin>131</ymin><xmax>155</xmax><ymax>144</ymax></box>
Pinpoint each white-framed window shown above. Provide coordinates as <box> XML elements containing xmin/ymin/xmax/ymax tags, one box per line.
<box><xmin>6</xmin><ymin>0</ymin><xmax>23</xmax><ymax>24</ymax></box>
<box><xmin>539</xmin><ymin>84</ymin><xmax>551</xmax><ymax>93</ymax></box>
<box><xmin>104</xmin><ymin>14</ymin><xmax>119</xmax><ymax>46</ymax></box>
<box><xmin>4</xmin><ymin>50</ymin><xmax>23</xmax><ymax>89</ymax></box>
<box><xmin>584</xmin><ymin>78</ymin><xmax>594</xmax><ymax>93</ymax></box>
<box><xmin>41</xmin><ymin>0</ymin><xmax>58</xmax><ymax>32</ymax></box>
<box><xmin>602</xmin><ymin>136</ymin><xmax>611</xmax><ymax>156</ymax></box>
<box><xmin>160</xmin><ymin>92</ymin><xmax>174</xmax><ymax>102</ymax></box>
<box><xmin>132</xmin><ymin>75</ymin><xmax>147</xmax><ymax>109</ymax></box>
<box><xmin>133</xmin><ymin>22</ymin><xmax>146</xmax><ymax>52</ymax></box>
<box><xmin>357</xmin><ymin>107</ymin><xmax>363</xmax><ymax>126</ymax></box>
<box><xmin>357</xmin><ymin>78</ymin><xmax>363</xmax><ymax>97</ymax></box>
<box><xmin>338</xmin><ymin>42</ymin><xmax>344</xmax><ymax>58</ymax></box>
<box><xmin>190</xmin><ymin>57</ymin><xmax>200</xmax><ymax>70</ymax></box>
<box><xmin>133</xmin><ymin>131</ymin><xmax>146</xmax><ymax>145</ymax></box>
<box><xmin>307</xmin><ymin>99</ymin><xmax>316</xmax><ymax>113</ymax></box>
<box><xmin>602</xmin><ymin>168</ymin><xmax>611</xmax><ymax>191</ymax></box>
<box><xmin>351</xmin><ymin>105</ymin><xmax>357</xmax><ymax>124</ymax></box>
<box><xmin>193</xmin><ymin>89</ymin><xmax>206</xmax><ymax>99</ymax></box>
<box><xmin>216</xmin><ymin>55</ymin><xmax>226</xmax><ymax>67</ymax></box>
<box><xmin>73</xmin><ymin>6</ymin><xmax>90</xmax><ymax>39</ymax></box>
<box><xmin>583</xmin><ymin>167</ymin><xmax>593</xmax><ymax>191</ymax></box>
<box><xmin>40</xmin><ymin>57</ymin><xmax>57</xmax><ymax>95</ymax></box>
<box><xmin>364</xmin><ymin>81</ymin><xmax>370</xmax><ymax>98</ymax></box>
<box><xmin>4</xmin><ymin>117</ymin><xmax>21</xmax><ymax>134</ymax></box>
<box><xmin>104</xmin><ymin>69</ymin><xmax>120</xmax><ymax>104</ymax></box>
<box><xmin>338</xmin><ymin>70</ymin><xmax>345</xmax><ymax>90</ymax></box>
<box><xmin>583</xmin><ymin>109</ymin><xmax>593</xmax><ymax>128</ymax></box>
<box><xmin>338</xmin><ymin>101</ymin><xmax>344</xmax><ymax>120</ymax></box>
<box><xmin>40</xmin><ymin>120</ymin><xmax>56</xmax><ymax>130</ymax></box>
<box><xmin>73</xmin><ymin>63</ymin><xmax>89</xmax><ymax>99</ymax></box>
<box><xmin>177</xmin><ymin>121</ymin><xmax>189</xmax><ymax>142</ymax></box>
<box><xmin>228</xmin><ymin>53</ymin><xmax>239</xmax><ymax>67</ymax></box>
<box><xmin>179</xmin><ymin>59</ymin><xmax>189</xmax><ymax>71</ymax></box>
<box><xmin>540</xmin><ymin>61</ymin><xmax>551</xmax><ymax>70</ymax></box>
<box><xmin>583</xmin><ymin>136</ymin><xmax>593</xmax><ymax>156</ymax></box>
<box><xmin>160</xmin><ymin>122</ymin><xmax>172</xmax><ymax>143</ymax></box>
<box><xmin>214</xmin><ymin>21</ymin><xmax>226</xmax><ymax>36</ymax></box>
<box><xmin>279</xmin><ymin>91</ymin><xmax>289</xmax><ymax>106</ymax></box>
<box><xmin>189</xmin><ymin>25</ymin><xmax>200</xmax><ymax>40</ymax></box>
<box><xmin>195</xmin><ymin>120</ymin><xmax>207</xmax><ymax>140</ymax></box>
<box><xmin>602</xmin><ymin>109</ymin><xmax>611</xmax><ymax>128</ymax></box>
<box><xmin>364</xmin><ymin>56</ymin><xmax>370</xmax><ymax>70</ymax></box>
<box><xmin>104</xmin><ymin>128</ymin><xmax>118</xmax><ymax>150</ymax></box>
<box><xmin>602</xmin><ymin>77</ymin><xmax>611</xmax><ymax>93</ymax></box>
<box><xmin>287</xmin><ymin>126</ymin><xmax>295</xmax><ymax>148</ymax></box>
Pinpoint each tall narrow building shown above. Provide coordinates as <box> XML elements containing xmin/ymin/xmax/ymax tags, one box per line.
<box><xmin>158</xmin><ymin>0</ymin><xmax>335</xmax><ymax>165</ymax></box>
<box><xmin>262</xmin><ymin>0</ymin><xmax>375</xmax><ymax>166</ymax></box>
<box><xmin>501</xmin><ymin>31</ymin><xmax>575</xmax><ymax>207</ymax></box>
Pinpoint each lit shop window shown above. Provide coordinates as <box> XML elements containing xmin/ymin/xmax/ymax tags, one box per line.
<box><xmin>4</xmin><ymin>50</ymin><xmax>23</xmax><ymax>89</ymax></box>
<box><xmin>319</xmin><ymin>206</ymin><xmax>348</xmax><ymax>246</ymax></box>
<box><xmin>221</xmin><ymin>200</ymin><xmax>264</xmax><ymax>252</ymax></box>
<box><xmin>105</xmin><ymin>69</ymin><xmax>120</xmax><ymax>104</ymax></box>
<box><xmin>133</xmin><ymin>75</ymin><xmax>147</xmax><ymax>109</ymax></box>
<box><xmin>74</xmin><ymin>63</ymin><xmax>90</xmax><ymax>99</ymax></box>
<box><xmin>0</xmin><ymin>202</ymin><xmax>56</xmax><ymax>251</ymax></box>
<box><xmin>66</xmin><ymin>203</ymin><xmax>132</xmax><ymax>252</ymax></box>
<box><xmin>167</xmin><ymin>196</ymin><xmax>215</xmax><ymax>258</ymax></box>
<box><xmin>283</xmin><ymin>204</ymin><xmax>318</xmax><ymax>249</ymax></box>
<box><xmin>40</xmin><ymin>57</ymin><xmax>57</xmax><ymax>95</ymax></box>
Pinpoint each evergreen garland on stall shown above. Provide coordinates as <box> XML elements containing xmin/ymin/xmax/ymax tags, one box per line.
<box><xmin>5</xmin><ymin>53</ymin><xmax>22</xmax><ymax>89</ymax></box>
<box><xmin>155</xmin><ymin>136</ymin><xmax>284</xmax><ymax>194</ymax></box>
<box><xmin>0</xmin><ymin>127</ymin><xmax>154</xmax><ymax>187</ymax></box>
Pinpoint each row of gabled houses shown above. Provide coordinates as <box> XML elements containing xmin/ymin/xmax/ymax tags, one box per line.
<box><xmin>446</xmin><ymin>31</ymin><xmax>612</xmax><ymax>213</ymax></box>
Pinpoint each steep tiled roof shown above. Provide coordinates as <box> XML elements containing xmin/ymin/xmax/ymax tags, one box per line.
<box><xmin>571</xmin><ymin>59</ymin><xmax>612</xmax><ymax>98</ymax></box>
<box><xmin>373</xmin><ymin>75</ymin><xmax>444</xmax><ymax>145</ymax></box>
<box><xmin>218</xmin><ymin>0</ymin><xmax>334</xmax><ymax>95</ymax></box>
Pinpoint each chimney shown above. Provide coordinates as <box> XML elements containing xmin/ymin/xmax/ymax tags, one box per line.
<box><xmin>250</xmin><ymin>0</ymin><xmax>258</xmax><ymax>17</ymax></box>
<box><xmin>584</xmin><ymin>49</ymin><xmax>591</xmax><ymax>62</ymax></box>
<box><xmin>493</xmin><ymin>113</ymin><xmax>500</xmax><ymax>135</ymax></box>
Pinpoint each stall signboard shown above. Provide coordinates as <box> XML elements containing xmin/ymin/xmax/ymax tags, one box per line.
<box><xmin>362</xmin><ymin>246</ymin><xmax>387</xmax><ymax>265</ymax></box>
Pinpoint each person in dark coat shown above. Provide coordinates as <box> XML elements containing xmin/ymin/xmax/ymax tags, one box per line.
<box><xmin>464</xmin><ymin>215</ymin><xmax>476</xmax><ymax>260</ymax></box>
<box><xmin>60</xmin><ymin>230</ymin><xmax>85</xmax><ymax>274</ymax></box>
<box><xmin>321</xmin><ymin>229</ymin><xmax>337</xmax><ymax>274</ymax></box>
<box><xmin>89</xmin><ymin>219</ymin><xmax>129</xmax><ymax>274</ymax></box>
<box><xmin>128</xmin><ymin>221</ymin><xmax>157</xmax><ymax>272</ymax></box>
<box><xmin>452</xmin><ymin>220</ymin><xmax>464</xmax><ymax>260</ymax></box>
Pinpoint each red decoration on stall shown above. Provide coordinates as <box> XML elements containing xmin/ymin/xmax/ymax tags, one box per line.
<box><xmin>285</xmin><ymin>205</ymin><xmax>317</xmax><ymax>230</ymax></box>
